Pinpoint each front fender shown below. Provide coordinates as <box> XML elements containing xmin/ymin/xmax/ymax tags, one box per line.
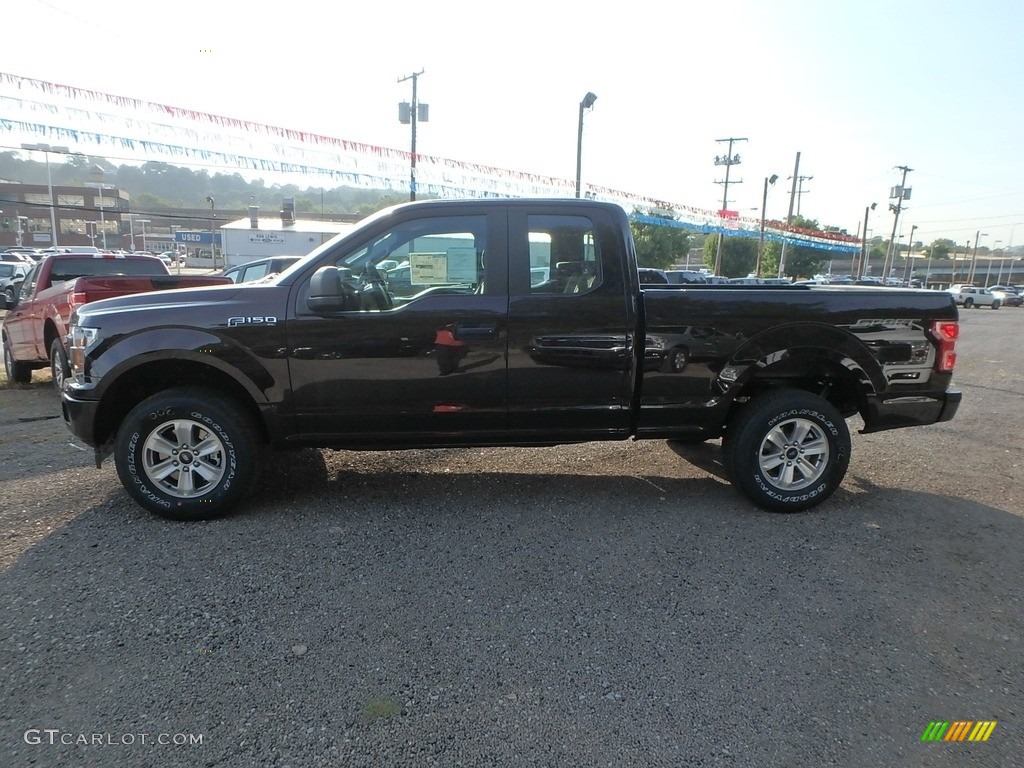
<box><xmin>84</xmin><ymin>326</ymin><xmax>281</xmax><ymax>404</ymax></box>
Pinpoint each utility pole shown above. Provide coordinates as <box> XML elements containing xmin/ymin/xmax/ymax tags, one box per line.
<box><xmin>712</xmin><ymin>137</ymin><xmax>747</xmax><ymax>275</ymax></box>
<box><xmin>883</xmin><ymin>165</ymin><xmax>913</xmax><ymax>280</ymax></box>
<box><xmin>777</xmin><ymin>151</ymin><xmax>801</xmax><ymax>277</ymax></box>
<box><xmin>790</xmin><ymin>174</ymin><xmax>813</xmax><ymax>217</ymax></box>
<box><xmin>398</xmin><ymin>70</ymin><xmax>428</xmax><ymax>201</ymax></box>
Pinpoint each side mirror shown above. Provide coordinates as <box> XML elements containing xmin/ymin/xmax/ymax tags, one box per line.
<box><xmin>307</xmin><ymin>266</ymin><xmax>356</xmax><ymax>313</ymax></box>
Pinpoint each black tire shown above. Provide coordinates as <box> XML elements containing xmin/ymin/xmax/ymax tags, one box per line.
<box><xmin>963</xmin><ymin>298</ymin><xmax>973</xmax><ymax>308</ymax></box>
<box><xmin>114</xmin><ymin>387</ymin><xmax>262</xmax><ymax>521</ymax></box>
<box><xmin>3</xmin><ymin>287</ymin><xmax>14</xmax><ymax>308</ymax></box>
<box><xmin>662</xmin><ymin>346</ymin><xmax>690</xmax><ymax>373</ymax></box>
<box><xmin>723</xmin><ymin>390</ymin><xmax>850</xmax><ymax>513</ymax></box>
<box><xmin>3</xmin><ymin>335</ymin><xmax>33</xmax><ymax>384</ymax></box>
<box><xmin>50</xmin><ymin>339</ymin><xmax>70</xmax><ymax>393</ymax></box>
<box><xmin>991</xmin><ymin>300</ymin><xmax>1000</xmax><ymax>310</ymax></box>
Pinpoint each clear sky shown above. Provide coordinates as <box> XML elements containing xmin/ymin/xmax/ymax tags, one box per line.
<box><xmin>3</xmin><ymin>0</ymin><xmax>1023</xmax><ymax>251</ymax></box>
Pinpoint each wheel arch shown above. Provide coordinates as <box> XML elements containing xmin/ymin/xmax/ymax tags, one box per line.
<box><xmin>718</xmin><ymin>323</ymin><xmax>886</xmax><ymax>422</ymax></box>
<box><xmin>43</xmin><ymin>317</ymin><xmax>63</xmax><ymax>353</ymax></box>
<box><xmin>91</xmin><ymin>358</ymin><xmax>270</xmax><ymax>454</ymax></box>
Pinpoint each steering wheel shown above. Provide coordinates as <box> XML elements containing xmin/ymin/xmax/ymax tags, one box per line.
<box><xmin>360</xmin><ymin>267</ymin><xmax>393</xmax><ymax>310</ymax></box>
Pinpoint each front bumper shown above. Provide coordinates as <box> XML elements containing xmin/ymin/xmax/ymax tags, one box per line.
<box><xmin>861</xmin><ymin>389</ymin><xmax>961</xmax><ymax>433</ymax></box>
<box><xmin>62</xmin><ymin>390</ymin><xmax>101</xmax><ymax>449</ymax></box>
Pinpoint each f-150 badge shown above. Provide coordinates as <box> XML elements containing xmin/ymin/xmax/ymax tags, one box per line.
<box><xmin>228</xmin><ymin>316</ymin><xmax>278</xmax><ymax>326</ymax></box>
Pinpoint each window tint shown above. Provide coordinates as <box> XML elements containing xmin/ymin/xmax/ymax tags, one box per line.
<box><xmin>527</xmin><ymin>215</ymin><xmax>603</xmax><ymax>295</ymax></box>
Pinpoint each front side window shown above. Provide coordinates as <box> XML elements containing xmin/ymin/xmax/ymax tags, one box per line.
<box><xmin>328</xmin><ymin>214</ymin><xmax>488</xmax><ymax>311</ymax></box>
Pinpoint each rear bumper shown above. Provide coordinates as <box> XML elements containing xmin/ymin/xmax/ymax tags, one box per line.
<box><xmin>861</xmin><ymin>389</ymin><xmax>961</xmax><ymax>433</ymax></box>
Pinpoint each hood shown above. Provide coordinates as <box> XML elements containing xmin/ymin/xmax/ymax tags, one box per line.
<box><xmin>72</xmin><ymin>283</ymin><xmax>263</xmax><ymax>325</ymax></box>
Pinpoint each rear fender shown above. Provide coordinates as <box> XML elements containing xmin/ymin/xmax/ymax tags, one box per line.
<box><xmin>715</xmin><ymin>322</ymin><xmax>886</xmax><ymax>396</ymax></box>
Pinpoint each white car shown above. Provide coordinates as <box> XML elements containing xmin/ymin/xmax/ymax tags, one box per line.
<box><xmin>949</xmin><ymin>285</ymin><xmax>1000</xmax><ymax>309</ymax></box>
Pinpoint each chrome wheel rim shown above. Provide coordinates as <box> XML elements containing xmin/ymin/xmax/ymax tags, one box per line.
<box><xmin>142</xmin><ymin>418</ymin><xmax>227</xmax><ymax>498</ymax></box>
<box><xmin>50</xmin><ymin>349</ymin><xmax>64</xmax><ymax>390</ymax></box>
<box><xmin>757</xmin><ymin>417</ymin><xmax>830</xmax><ymax>491</ymax></box>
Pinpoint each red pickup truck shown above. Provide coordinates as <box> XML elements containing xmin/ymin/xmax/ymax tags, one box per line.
<box><xmin>2</xmin><ymin>252</ymin><xmax>229</xmax><ymax>388</ymax></box>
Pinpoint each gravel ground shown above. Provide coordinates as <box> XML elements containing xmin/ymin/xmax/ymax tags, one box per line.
<box><xmin>1</xmin><ymin>307</ymin><xmax>1021</xmax><ymax>767</ymax></box>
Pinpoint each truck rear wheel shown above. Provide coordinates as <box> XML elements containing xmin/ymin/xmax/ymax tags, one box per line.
<box><xmin>723</xmin><ymin>390</ymin><xmax>850</xmax><ymax>513</ymax></box>
<box><xmin>3</xmin><ymin>336</ymin><xmax>33</xmax><ymax>384</ymax></box>
<box><xmin>114</xmin><ymin>388</ymin><xmax>262</xmax><ymax>521</ymax></box>
<box><xmin>50</xmin><ymin>339</ymin><xmax>70</xmax><ymax>392</ymax></box>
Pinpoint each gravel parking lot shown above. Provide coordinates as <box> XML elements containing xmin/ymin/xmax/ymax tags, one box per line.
<box><xmin>1</xmin><ymin>305</ymin><xmax>1021</xmax><ymax>767</ymax></box>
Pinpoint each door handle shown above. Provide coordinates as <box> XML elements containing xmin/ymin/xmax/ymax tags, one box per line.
<box><xmin>454</xmin><ymin>322</ymin><xmax>498</xmax><ymax>341</ymax></box>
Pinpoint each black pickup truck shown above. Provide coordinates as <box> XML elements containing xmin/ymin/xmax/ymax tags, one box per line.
<box><xmin>61</xmin><ymin>199</ymin><xmax>961</xmax><ymax>520</ymax></box>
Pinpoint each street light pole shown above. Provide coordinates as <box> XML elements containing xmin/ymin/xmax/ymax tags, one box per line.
<box><xmin>137</xmin><ymin>219</ymin><xmax>151</xmax><ymax>253</ymax></box>
<box><xmin>575</xmin><ymin>92</ymin><xmax>598</xmax><ymax>198</ymax></box>
<box><xmin>89</xmin><ymin>165</ymin><xmax>107</xmax><ymax>249</ymax></box>
<box><xmin>967</xmin><ymin>231</ymin><xmax>988</xmax><ymax>284</ymax></box>
<box><xmin>756</xmin><ymin>174</ymin><xmax>778</xmax><ymax>277</ymax></box>
<box><xmin>857</xmin><ymin>203</ymin><xmax>877</xmax><ymax>279</ymax></box>
<box><xmin>989</xmin><ymin>240</ymin><xmax>1003</xmax><ymax>286</ymax></box>
<box><xmin>901</xmin><ymin>223</ymin><xmax>918</xmax><ymax>284</ymax></box>
<box><xmin>22</xmin><ymin>143</ymin><xmax>70</xmax><ymax>248</ymax></box>
<box><xmin>204</xmin><ymin>196</ymin><xmax>216</xmax><ymax>267</ymax></box>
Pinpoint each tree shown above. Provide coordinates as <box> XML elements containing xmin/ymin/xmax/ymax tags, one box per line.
<box><xmin>779</xmin><ymin>214</ymin><xmax>827</xmax><ymax>278</ymax></box>
<box><xmin>760</xmin><ymin>240</ymin><xmax>782</xmax><ymax>278</ymax></box>
<box><xmin>927</xmin><ymin>238</ymin><xmax>957</xmax><ymax>260</ymax></box>
<box><xmin>702</xmin><ymin>235</ymin><xmax>758</xmax><ymax>277</ymax></box>
<box><xmin>630</xmin><ymin>210</ymin><xmax>690</xmax><ymax>269</ymax></box>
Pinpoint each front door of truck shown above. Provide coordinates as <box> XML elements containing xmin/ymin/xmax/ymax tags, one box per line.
<box><xmin>287</xmin><ymin>208</ymin><xmax>509</xmax><ymax>442</ymax></box>
<box><xmin>505</xmin><ymin>207</ymin><xmax>635</xmax><ymax>439</ymax></box>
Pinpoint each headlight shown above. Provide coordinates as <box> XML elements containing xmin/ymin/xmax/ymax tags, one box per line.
<box><xmin>68</xmin><ymin>324</ymin><xmax>99</xmax><ymax>379</ymax></box>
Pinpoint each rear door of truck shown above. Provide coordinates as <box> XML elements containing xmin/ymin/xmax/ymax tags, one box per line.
<box><xmin>505</xmin><ymin>203</ymin><xmax>636</xmax><ymax>440</ymax></box>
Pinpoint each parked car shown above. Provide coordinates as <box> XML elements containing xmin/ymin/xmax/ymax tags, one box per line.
<box><xmin>2</xmin><ymin>253</ymin><xmax>231</xmax><ymax>388</ymax></box>
<box><xmin>948</xmin><ymin>285</ymin><xmax>1000</xmax><ymax>309</ymax></box>
<box><xmin>988</xmin><ymin>286</ymin><xmax>1023</xmax><ymax>307</ymax></box>
<box><xmin>638</xmin><ymin>268</ymin><xmax>668</xmax><ymax>284</ymax></box>
<box><xmin>1</xmin><ymin>250</ymin><xmax>37</xmax><ymax>264</ymax></box>
<box><xmin>218</xmin><ymin>256</ymin><xmax>304</xmax><ymax>284</ymax></box>
<box><xmin>0</xmin><ymin>262</ymin><xmax>30</xmax><ymax>307</ymax></box>
<box><xmin>664</xmin><ymin>270</ymin><xmax>707</xmax><ymax>284</ymax></box>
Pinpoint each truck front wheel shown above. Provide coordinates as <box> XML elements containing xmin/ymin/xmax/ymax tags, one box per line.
<box><xmin>723</xmin><ymin>390</ymin><xmax>850</xmax><ymax>513</ymax></box>
<box><xmin>114</xmin><ymin>388</ymin><xmax>262</xmax><ymax>521</ymax></box>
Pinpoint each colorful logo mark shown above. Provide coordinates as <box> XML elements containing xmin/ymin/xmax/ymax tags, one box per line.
<box><xmin>921</xmin><ymin>721</ymin><xmax>997</xmax><ymax>742</ymax></box>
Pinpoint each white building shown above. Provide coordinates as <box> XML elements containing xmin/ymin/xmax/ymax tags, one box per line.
<box><xmin>218</xmin><ymin>205</ymin><xmax>357</xmax><ymax>269</ymax></box>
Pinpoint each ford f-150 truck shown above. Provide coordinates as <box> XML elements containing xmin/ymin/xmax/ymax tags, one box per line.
<box><xmin>60</xmin><ymin>199</ymin><xmax>961</xmax><ymax>520</ymax></box>
<box><xmin>2</xmin><ymin>251</ymin><xmax>230</xmax><ymax>389</ymax></box>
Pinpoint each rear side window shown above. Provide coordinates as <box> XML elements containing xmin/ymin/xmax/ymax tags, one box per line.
<box><xmin>527</xmin><ymin>215</ymin><xmax>603</xmax><ymax>295</ymax></box>
<box><xmin>49</xmin><ymin>257</ymin><xmax>167</xmax><ymax>284</ymax></box>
